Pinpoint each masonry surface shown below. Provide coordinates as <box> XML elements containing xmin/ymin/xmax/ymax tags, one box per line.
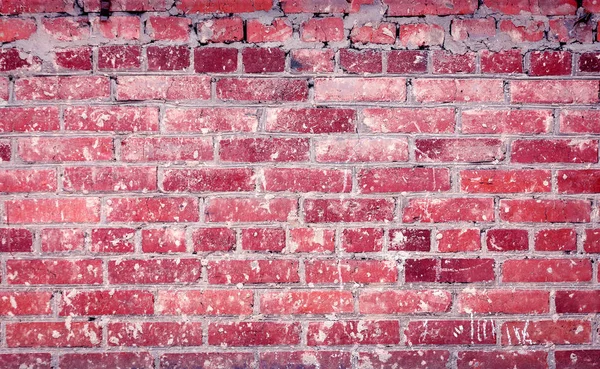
<box><xmin>0</xmin><ymin>0</ymin><xmax>599</xmax><ymax>368</ymax></box>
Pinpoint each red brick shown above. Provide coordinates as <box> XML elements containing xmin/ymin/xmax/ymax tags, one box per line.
<box><xmin>208</xmin><ymin>259</ymin><xmax>299</xmax><ymax>284</ymax></box>
<box><xmin>64</xmin><ymin>106</ymin><xmax>159</xmax><ymax>132</ymax></box>
<box><xmin>290</xmin><ymin>49</ymin><xmax>334</xmax><ymax>72</ymax></box>
<box><xmin>560</xmin><ymin>110</ymin><xmax>600</xmax><ymax>133</ymax></box>
<box><xmin>387</xmin><ymin>50</ymin><xmax>428</xmax><ymax>73</ymax></box>
<box><xmin>584</xmin><ymin>229</ymin><xmax>600</xmax><ymax>253</ymax></box>
<box><xmin>41</xmin><ymin>228</ymin><xmax>85</xmax><ymax>252</ymax></box>
<box><xmin>206</xmin><ymin>197</ymin><xmax>297</xmax><ymax>222</ymax></box>
<box><xmin>400</xmin><ymin>23</ymin><xmax>444</xmax><ymax>48</ymax></box>
<box><xmin>16</xmin><ymin>76</ymin><xmax>110</xmax><ymax>101</ymax></box>
<box><xmin>499</xmin><ymin>20</ymin><xmax>545</xmax><ymax>42</ymax></box>
<box><xmin>54</xmin><ymin>47</ymin><xmax>92</xmax><ymax>71</ymax></box>
<box><xmin>462</xmin><ymin>109</ymin><xmax>552</xmax><ymax>134</ymax></box>
<box><xmin>98</xmin><ymin>46</ymin><xmax>141</xmax><ymax>70</ymax></box>
<box><xmin>414</xmin><ymin>78</ymin><xmax>504</xmax><ymax>102</ymax></box>
<box><xmin>437</xmin><ymin>229</ymin><xmax>481</xmax><ymax>252</ymax></box>
<box><xmin>403</xmin><ymin>198</ymin><xmax>494</xmax><ymax>223</ymax></box>
<box><xmin>315</xmin><ymin>77</ymin><xmax>406</xmax><ymax>102</ymax></box>
<box><xmin>163</xmin><ymin>168</ymin><xmax>253</xmax><ymax>192</ymax></box>
<box><xmin>556</xmin><ymin>350</ymin><xmax>600</xmax><ymax>369</ymax></box>
<box><xmin>0</xmin><ymin>228</ymin><xmax>33</xmax><ymax>252</ymax></box>
<box><xmin>315</xmin><ymin>137</ymin><xmax>408</xmax><ymax>163</ymax></box>
<box><xmin>267</xmin><ymin>108</ymin><xmax>356</xmax><ymax>133</ymax></box>
<box><xmin>511</xmin><ymin>139</ymin><xmax>598</xmax><ymax>163</ymax></box>
<box><xmin>351</xmin><ymin>22</ymin><xmax>396</xmax><ymax>44</ymax></box>
<box><xmin>457</xmin><ymin>351</ymin><xmax>548</xmax><ymax>369</ymax></box>
<box><xmin>194</xmin><ymin>47</ymin><xmax>238</xmax><ymax>73</ymax></box>
<box><xmin>209</xmin><ymin>322</ymin><xmax>300</xmax><ymax>346</ymax></box>
<box><xmin>432</xmin><ymin>51</ymin><xmax>476</xmax><ymax>74</ymax></box>
<box><xmin>301</xmin><ymin>17</ymin><xmax>344</xmax><ymax>42</ymax></box>
<box><xmin>385</xmin><ymin>0</ymin><xmax>476</xmax><ymax>15</ymax></box>
<box><xmin>191</xmin><ymin>228</ymin><xmax>236</xmax><ymax>252</ymax></box>
<box><xmin>288</xmin><ymin>228</ymin><xmax>336</xmax><ymax>253</ymax></box>
<box><xmin>308</xmin><ymin>320</ymin><xmax>400</xmax><ymax>345</ymax></box>
<box><xmin>0</xmin><ymin>78</ymin><xmax>7</xmax><ymax>101</ymax></box>
<box><xmin>142</xmin><ymin>228</ymin><xmax>186</xmax><ymax>253</ymax></box>
<box><xmin>42</xmin><ymin>17</ymin><xmax>89</xmax><ymax>41</ymax></box>
<box><xmin>0</xmin><ymin>18</ymin><xmax>36</xmax><ymax>41</ymax></box>
<box><xmin>341</xmin><ymin>228</ymin><xmax>383</xmax><ymax>252</ymax></box>
<box><xmin>556</xmin><ymin>290</ymin><xmax>600</xmax><ymax>313</ymax></box>
<box><xmin>6</xmin><ymin>259</ymin><xmax>102</xmax><ymax>285</ymax></box>
<box><xmin>220</xmin><ymin>137</ymin><xmax>309</xmax><ymax>162</ymax></box>
<box><xmin>281</xmin><ymin>0</ymin><xmax>374</xmax><ymax>13</ymax></box>
<box><xmin>6</xmin><ymin>322</ymin><xmax>101</xmax><ymax>347</ymax></box>
<box><xmin>108</xmin><ymin>322</ymin><xmax>203</xmax><ymax>347</ymax></box>
<box><xmin>241</xmin><ymin>228</ymin><xmax>285</xmax><ymax>252</ymax></box>
<box><xmin>83</xmin><ymin>0</ymin><xmax>168</xmax><ymax>11</ymax></box>
<box><xmin>0</xmin><ymin>169</ymin><xmax>56</xmax><ymax>193</ymax></box>
<box><xmin>461</xmin><ymin>169</ymin><xmax>551</xmax><ymax>193</ymax></box>
<box><xmin>550</xmin><ymin>19</ymin><xmax>593</xmax><ymax>43</ymax></box>
<box><xmin>60</xmin><ymin>290</ymin><xmax>154</xmax><ymax>316</ymax></box>
<box><xmin>558</xmin><ymin>170</ymin><xmax>600</xmax><ymax>194</ymax></box>
<box><xmin>6</xmin><ymin>198</ymin><xmax>101</xmax><ymax>224</ymax></box>
<box><xmin>0</xmin><ymin>291</ymin><xmax>52</xmax><ymax>315</ymax></box>
<box><xmin>406</xmin><ymin>320</ymin><xmax>496</xmax><ymax>345</ymax></box>
<box><xmin>358</xmin><ymin>167</ymin><xmax>450</xmax><ymax>193</ymax></box>
<box><xmin>458</xmin><ymin>289</ymin><xmax>549</xmax><ymax>314</ymax></box>
<box><xmin>161</xmin><ymin>353</ymin><xmax>253</xmax><ymax>369</ymax></box>
<box><xmin>177</xmin><ymin>0</ymin><xmax>271</xmax><ymax>12</ymax></box>
<box><xmin>109</xmin><ymin>259</ymin><xmax>201</xmax><ymax>284</ymax></box>
<box><xmin>481</xmin><ymin>49</ymin><xmax>523</xmax><ymax>74</ymax></box>
<box><xmin>534</xmin><ymin>229</ymin><xmax>577</xmax><ymax>251</ymax></box>
<box><xmin>59</xmin><ymin>353</ymin><xmax>154</xmax><ymax>369</ymax></box>
<box><xmin>147</xmin><ymin>16</ymin><xmax>190</xmax><ymax>41</ymax></box>
<box><xmin>263</xmin><ymin>168</ymin><xmax>351</xmax><ymax>193</ymax></box>
<box><xmin>261</xmin><ymin>352</ymin><xmax>351</xmax><ymax>369</ymax></box>
<box><xmin>500</xmin><ymin>199</ymin><xmax>591</xmax><ymax>223</ymax></box>
<box><xmin>304</xmin><ymin>198</ymin><xmax>395</xmax><ymax>223</ymax></box>
<box><xmin>217</xmin><ymin>78</ymin><xmax>309</xmax><ymax>102</ymax></box>
<box><xmin>585</xmin><ymin>0</ymin><xmax>600</xmax><ymax>11</ymax></box>
<box><xmin>0</xmin><ymin>139</ymin><xmax>9</xmax><ymax>162</ymax></box>
<box><xmin>117</xmin><ymin>76</ymin><xmax>210</xmax><ymax>101</ymax></box>
<box><xmin>579</xmin><ymin>52</ymin><xmax>600</xmax><ymax>73</ymax></box>
<box><xmin>261</xmin><ymin>290</ymin><xmax>353</xmax><ymax>314</ymax></box>
<box><xmin>511</xmin><ymin>80</ymin><xmax>599</xmax><ymax>104</ymax></box>
<box><xmin>305</xmin><ymin>259</ymin><xmax>397</xmax><ymax>284</ymax></box>
<box><xmin>359</xmin><ymin>351</ymin><xmax>449</xmax><ymax>369</ymax></box>
<box><xmin>451</xmin><ymin>18</ymin><xmax>495</xmax><ymax>40</ymax></box>
<box><xmin>359</xmin><ymin>290</ymin><xmax>451</xmax><ymax>314</ymax></box>
<box><xmin>363</xmin><ymin>107</ymin><xmax>455</xmax><ymax>133</ymax></box>
<box><xmin>18</xmin><ymin>137</ymin><xmax>113</xmax><ymax>163</ymax></box>
<box><xmin>486</xmin><ymin>229</ymin><xmax>529</xmax><ymax>252</ymax></box>
<box><xmin>157</xmin><ymin>290</ymin><xmax>253</xmax><ymax>315</ymax></box>
<box><xmin>405</xmin><ymin>258</ymin><xmax>495</xmax><ymax>283</ymax></box>
<box><xmin>0</xmin><ymin>48</ymin><xmax>40</xmax><ymax>72</ymax></box>
<box><xmin>147</xmin><ymin>46</ymin><xmax>190</xmax><ymax>71</ymax></box>
<box><xmin>502</xmin><ymin>320</ymin><xmax>591</xmax><ymax>345</ymax></box>
<box><xmin>247</xmin><ymin>18</ymin><xmax>293</xmax><ymax>42</ymax></box>
<box><xmin>166</xmin><ymin>107</ymin><xmax>257</xmax><ymax>132</ymax></box>
<box><xmin>0</xmin><ymin>354</ymin><xmax>51</xmax><ymax>369</ymax></box>
<box><xmin>242</xmin><ymin>47</ymin><xmax>285</xmax><ymax>73</ymax></box>
<box><xmin>106</xmin><ymin>197</ymin><xmax>199</xmax><ymax>223</ymax></box>
<box><xmin>416</xmin><ymin>138</ymin><xmax>504</xmax><ymax>163</ymax></box>
<box><xmin>121</xmin><ymin>137</ymin><xmax>213</xmax><ymax>162</ymax></box>
<box><xmin>502</xmin><ymin>258</ymin><xmax>592</xmax><ymax>282</ymax></box>
<box><xmin>90</xmin><ymin>228</ymin><xmax>135</xmax><ymax>253</ymax></box>
<box><xmin>529</xmin><ymin>51</ymin><xmax>572</xmax><ymax>76</ymax></box>
<box><xmin>198</xmin><ymin>17</ymin><xmax>243</xmax><ymax>43</ymax></box>
<box><xmin>63</xmin><ymin>166</ymin><xmax>156</xmax><ymax>193</ymax></box>
<box><xmin>339</xmin><ymin>49</ymin><xmax>382</xmax><ymax>74</ymax></box>
<box><xmin>92</xmin><ymin>16</ymin><xmax>140</xmax><ymax>40</ymax></box>
<box><xmin>389</xmin><ymin>229</ymin><xmax>431</xmax><ymax>251</ymax></box>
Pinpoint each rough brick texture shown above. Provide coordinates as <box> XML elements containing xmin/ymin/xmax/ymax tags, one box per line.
<box><xmin>0</xmin><ymin>0</ymin><xmax>599</xmax><ymax>367</ymax></box>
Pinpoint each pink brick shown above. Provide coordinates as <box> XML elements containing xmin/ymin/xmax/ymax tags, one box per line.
<box><xmin>117</xmin><ymin>76</ymin><xmax>210</xmax><ymax>101</ymax></box>
<box><xmin>315</xmin><ymin>77</ymin><xmax>406</xmax><ymax>102</ymax></box>
<box><xmin>198</xmin><ymin>17</ymin><xmax>243</xmax><ymax>43</ymax></box>
<box><xmin>414</xmin><ymin>78</ymin><xmax>504</xmax><ymax>102</ymax></box>
<box><xmin>316</xmin><ymin>137</ymin><xmax>408</xmax><ymax>163</ymax></box>
<box><xmin>290</xmin><ymin>49</ymin><xmax>335</xmax><ymax>72</ymax></box>
<box><xmin>400</xmin><ymin>23</ymin><xmax>444</xmax><ymax>48</ymax></box>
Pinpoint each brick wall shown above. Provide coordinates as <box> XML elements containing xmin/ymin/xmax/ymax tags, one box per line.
<box><xmin>0</xmin><ymin>0</ymin><xmax>599</xmax><ymax>368</ymax></box>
